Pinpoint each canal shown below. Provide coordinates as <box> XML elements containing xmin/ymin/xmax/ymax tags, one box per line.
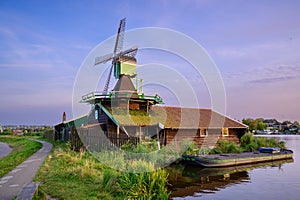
<box><xmin>169</xmin><ymin>135</ymin><xmax>300</xmax><ymax>200</ymax></box>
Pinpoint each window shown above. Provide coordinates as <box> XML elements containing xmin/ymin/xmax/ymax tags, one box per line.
<box><xmin>222</xmin><ymin>128</ymin><xmax>229</xmax><ymax>136</ymax></box>
<box><xmin>200</xmin><ymin>129</ymin><xmax>208</xmax><ymax>137</ymax></box>
<box><xmin>95</xmin><ymin>110</ymin><xmax>98</xmax><ymax>120</ymax></box>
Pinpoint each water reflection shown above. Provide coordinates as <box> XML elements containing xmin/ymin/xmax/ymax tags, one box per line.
<box><xmin>168</xmin><ymin>159</ymin><xmax>293</xmax><ymax>198</ymax></box>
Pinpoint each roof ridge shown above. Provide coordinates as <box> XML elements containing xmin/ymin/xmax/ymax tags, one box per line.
<box><xmin>155</xmin><ymin>105</ymin><xmax>212</xmax><ymax>111</ymax></box>
<box><xmin>211</xmin><ymin>110</ymin><xmax>248</xmax><ymax>128</ymax></box>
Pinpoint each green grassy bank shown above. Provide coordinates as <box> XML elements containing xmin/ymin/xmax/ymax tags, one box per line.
<box><xmin>34</xmin><ymin>141</ymin><xmax>170</xmax><ymax>200</ymax></box>
<box><xmin>0</xmin><ymin>136</ymin><xmax>42</xmax><ymax>177</ymax></box>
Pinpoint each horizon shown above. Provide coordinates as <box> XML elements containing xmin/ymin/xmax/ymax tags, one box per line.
<box><xmin>1</xmin><ymin>0</ymin><xmax>299</xmax><ymax>125</ymax></box>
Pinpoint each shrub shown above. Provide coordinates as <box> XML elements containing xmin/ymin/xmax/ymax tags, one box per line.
<box><xmin>117</xmin><ymin>162</ymin><xmax>170</xmax><ymax>200</ymax></box>
<box><xmin>209</xmin><ymin>147</ymin><xmax>222</xmax><ymax>154</ymax></box>
<box><xmin>23</xmin><ymin>131</ymin><xmax>44</xmax><ymax>137</ymax></box>
<box><xmin>209</xmin><ymin>140</ymin><xmax>243</xmax><ymax>154</ymax></box>
<box><xmin>240</xmin><ymin>132</ymin><xmax>254</xmax><ymax>147</ymax></box>
<box><xmin>240</xmin><ymin>133</ymin><xmax>286</xmax><ymax>152</ymax></box>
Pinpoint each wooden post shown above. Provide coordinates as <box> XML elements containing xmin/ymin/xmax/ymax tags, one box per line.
<box><xmin>157</xmin><ymin>126</ymin><xmax>160</xmax><ymax>150</ymax></box>
<box><xmin>139</xmin><ymin>126</ymin><xmax>142</xmax><ymax>143</ymax></box>
<box><xmin>117</xmin><ymin>125</ymin><xmax>120</xmax><ymax>147</ymax></box>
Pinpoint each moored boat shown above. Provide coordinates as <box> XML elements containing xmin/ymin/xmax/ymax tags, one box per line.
<box><xmin>258</xmin><ymin>147</ymin><xmax>280</xmax><ymax>153</ymax></box>
<box><xmin>182</xmin><ymin>149</ymin><xmax>293</xmax><ymax>167</ymax></box>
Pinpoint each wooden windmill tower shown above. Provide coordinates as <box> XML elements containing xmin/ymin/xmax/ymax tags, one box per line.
<box><xmin>81</xmin><ymin>18</ymin><xmax>163</xmax><ymax>113</ymax></box>
<box><xmin>94</xmin><ymin>18</ymin><xmax>139</xmax><ymax>94</ymax></box>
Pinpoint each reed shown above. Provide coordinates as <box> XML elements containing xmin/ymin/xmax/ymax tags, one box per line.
<box><xmin>35</xmin><ymin>141</ymin><xmax>170</xmax><ymax>199</ymax></box>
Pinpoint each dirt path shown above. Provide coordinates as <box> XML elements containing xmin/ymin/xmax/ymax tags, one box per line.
<box><xmin>0</xmin><ymin>140</ymin><xmax>52</xmax><ymax>200</ymax></box>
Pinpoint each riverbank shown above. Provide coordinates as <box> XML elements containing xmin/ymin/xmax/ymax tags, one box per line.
<box><xmin>0</xmin><ymin>136</ymin><xmax>42</xmax><ymax>177</ymax></box>
<box><xmin>171</xmin><ymin>135</ymin><xmax>300</xmax><ymax>200</ymax></box>
<box><xmin>34</xmin><ymin>141</ymin><xmax>170</xmax><ymax>200</ymax></box>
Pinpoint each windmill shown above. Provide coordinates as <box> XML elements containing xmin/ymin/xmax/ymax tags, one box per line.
<box><xmin>94</xmin><ymin>18</ymin><xmax>138</xmax><ymax>94</ymax></box>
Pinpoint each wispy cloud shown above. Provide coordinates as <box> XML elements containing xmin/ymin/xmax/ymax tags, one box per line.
<box><xmin>249</xmin><ymin>75</ymin><xmax>299</xmax><ymax>84</ymax></box>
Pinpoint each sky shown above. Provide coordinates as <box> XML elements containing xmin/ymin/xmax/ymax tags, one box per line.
<box><xmin>0</xmin><ymin>0</ymin><xmax>299</xmax><ymax>125</ymax></box>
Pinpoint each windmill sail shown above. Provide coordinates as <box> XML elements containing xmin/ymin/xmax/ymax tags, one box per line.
<box><xmin>94</xmin><ymin>18</ymin><xmax>138</xmax><ymax>94</ymax></box>
<box><xmin>113</xmin><ymin>18</ymin><xmax>126</xmax><ymax>54</ymax></box>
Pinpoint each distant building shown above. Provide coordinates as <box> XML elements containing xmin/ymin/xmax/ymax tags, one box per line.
<box><xmin>263</xmin><ymin>119</ymin><xmax>278</xmax><ymax>131</ymax></box>
<box><xmin>0</xmin><ymin>124</ymin><xmax>3</xmax><ymax>133</ymax></box>
<box><xmin>13</xmin><ymin>129</ymin><xmax>23</xmax><ymax>135</ymax></box>
<box><xmin>281</xmin><ymin>121</ymin><xmax>292</xmax><ymax>131</ymax></box>
<box><xmin>263</xmin><ymin>119</ymin><xmax>298</xmax><ymax>133</ymax></box>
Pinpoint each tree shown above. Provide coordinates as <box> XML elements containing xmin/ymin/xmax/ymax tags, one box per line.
<box><xmin>242</xmin><ymin>118</ymin><xmax>256</xmax><ymax>131</ymax></box>
<box><xmin>242</xmin><ymin>118</ymin><xmax>266</xmax><ymax>131</ymax></box>
<box><xmin>3</xmin><ymin>128</ymin><xmax>13</xmax><ymax>135</ymax></box>
<box><xmin>257</xmin><ymin>120</ymin><xmax>267</xmax><ymax>130</ymax></box>
<box><xmin>293</xmin><ymin>121</ymin><xmax>299</xmax><ymax>126</ymax></box>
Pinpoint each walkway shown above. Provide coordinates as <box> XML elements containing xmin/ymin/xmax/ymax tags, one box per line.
<box><xmin>0</xmin><ymin>142</ymin><xmax>12</xmax><ymax>159</ymax></box>
<box><xmin>0</xmin><ymin>140</ymin><xmax>52</xmax><ymax>200</ymax></box>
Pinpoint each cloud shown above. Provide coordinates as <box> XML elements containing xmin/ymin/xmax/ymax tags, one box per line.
<box><xmin>249</xmin><ymin>75</ymin><xmax>299</xmax><ymax>84</ymax></box>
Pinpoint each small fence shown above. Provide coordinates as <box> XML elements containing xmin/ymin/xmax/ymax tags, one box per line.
<box><xmin>45</xmin><ymin>126</ymin><xmax>139</xmax><ymax>152</ymax></box>
<box><xmin>76</xmin><ymin>125</ymin><xmax>139</xmax><ymax>152</ymax></box>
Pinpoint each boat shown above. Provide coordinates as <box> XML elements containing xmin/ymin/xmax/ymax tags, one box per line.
<box><xmin>181</xmin><ymin>158</ymin><xmax>293</xmax><ymax>177</ymax></box>
<box><xmin>258</xmin><ymin>147</ymin><xmax>280</xmax><ymax>153</ymax></box>
<box><xmin>182</xmin><ymin>149</ymin><xmax>293</xmax><ymax>167</ymax></box>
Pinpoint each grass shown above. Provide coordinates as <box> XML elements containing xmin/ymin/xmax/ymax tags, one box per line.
<box><xmin>35</xmin><ymin>146</ymin><xmax>118</xmax><ymax>200</ymax></box>
<box><xmin>184</xmin><ymin>132</ymin><xmax>287</xmax><ymax>155</ymax></box>
<box><xmin>0</xmin><ymin>136</ymin><xmax>42</xmax><ymax>177</ymax></box>
<box><xmin>104</xmin><ymin>106</ymin><xmax>167</xmax><ymax>126</ymax></box>
<box><xmin>35</xmin><ymin>141</ymin><xmax>170</xmax><ymax>200</ymax></box>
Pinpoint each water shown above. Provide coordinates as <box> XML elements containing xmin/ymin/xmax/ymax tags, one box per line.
<box><xmin>169</xmin><ymin>135</ymin><xmax>300</xmax><ymax>200</ymax></box>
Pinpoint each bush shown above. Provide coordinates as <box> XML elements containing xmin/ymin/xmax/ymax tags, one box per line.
<box><xmin>240</xmin><ymin>132</ymin><xmax>254</xmax><ymax>147</ymax></box>
<box><xmin>208</xmin><ymin>133</ymin><xmax>287</xmax><ymax>154</ymax></box>
<box><xmin>117</xmin><ymin>163</ymin><xmax>170</xmax><ymax>200</ymax></box>
<box><xmin>209</xmin><ymin>140</ymin><xmax>243</xmax><ymax>154</ymax></box>
<box><xmin>240</xmin><ymin>132</ymin><xmax>286</xmax><ymax>152</ymax></box>
<box><xmin>23</xmin><ymin>131</ymin><xmax>44</xmax><ymax>137</ymax></box>
<box><xmin>121</xmin><ymin>139</ymin><xmax>159</xmax><ymax>153</ymax></box>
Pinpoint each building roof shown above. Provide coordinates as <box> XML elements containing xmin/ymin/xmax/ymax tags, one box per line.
<box><xmin>153</xmin><ymin>106</ymin><xmax>247</xmax><ymax>129</ymax></box>
<box><xmin>55</xmin><ymin>106</ymin><xmax>247</xmax><ymax>130</ymax></box>
<box><xmin>109</xmin><ymin>106</ymin><xmax>247</xmax><ymax>129</ymax></box>
<box><xmin>113</xmin><ymin>75</ymin><xmax>136</xmax><ymax>92</ymax></box>
<box><xmin>263</xmin><ymin>119</ymin><xmax>278</xmax><ymax>124</ymax></box>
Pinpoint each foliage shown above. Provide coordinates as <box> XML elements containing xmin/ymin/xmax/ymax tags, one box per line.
<box><xmin>183</xmin><ymin>140</ymin><xmax>210</xmax><ymax>155</ymax></box>
<box><xmin>23</xmin><ymin>131</ymin><xmax>44</xmax><ymax>137</ymax></box>
<box><xmin>184</xmin><ymin>132</ymin><xmax>287</xmax><ymax>155</ymax></box>
<box><xmin>240</xmin><ymin>132</ymin><xmax>254</xmax><ymax>146</ymax></box>
<box><xmin>209</xmin><ymin>140</ymin><xmax>243</xmax><ymax>154</ymax></box>
<box><xmin>242</xmin><ymin>118</ymin><xmax>266</xmax><ymax>131</ymax></box>
<box><xmin>257</xmin><ymin>119</ymin><xmax>267</xmax><ymax>131</ymax></box>
<box><xmin>104</xmin><ymin>106</ymin><xmax>166</xmax><ymax>126</ymax></box>
<box><xmin>118</xmin><ymin>164</ymin><xmax>169</xmax><ymax>200</ymax></box>
<box><xmin>293</xmin><ymin>121</ymin><xmax>300</xmax><ymax>126</ymax></box>
<box><xmin>0</xmin><ymin>128</ymin><xmax>13</xmax><ymax>135</ymax></box>
<box><xmin>121</xmin><ymin>139</ymin><xmax>159</xmax><ymax>153</ymax></box>
<box><xmin>35</xmin><ymin>146</ymin><xmax>121</xmax><ymax>200</ymax></box>
<box><xmin>32</xmin><ymin>187</ymin><xmax>47</xmax><ymax>200</ymax></box>
<box><xmin>0</xmin><ymin>136</ymin><xmax>42</xmax><ymax>177</ymax></box>
<box><xmin>119</xmin><ymin>139</ymin><xmax>183</xmax><ymax>167</ymax></box>
<box><xmin>35</xmin><ymin>140</ymin><xmax>170</xmax><ymax>200</ymax></box>
<box><xmin>240</xmin><ymin>133</ymin><xmax>286</xmax><ymax>152</ymax></box>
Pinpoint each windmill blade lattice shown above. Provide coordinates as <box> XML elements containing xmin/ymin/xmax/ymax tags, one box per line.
<box><xmin>94</xmin><ymin>18</ymin><xmax>138</xmax><ymax>94</ymax></box>
<box><xmin>113</xmin><ymin>18</ymin><xmax>126</xmax><ymax>54</ymax></box>
<box><xmin>103</xmin><ymin>64</ymin><xmax>114</xmax><ymax>93</ymax></box>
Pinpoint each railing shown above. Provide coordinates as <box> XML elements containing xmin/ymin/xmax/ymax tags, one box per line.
<box><xmin>81</xmin><ymin>91</ymin><xmax>164</xmax><ymax>104</ymax></box>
